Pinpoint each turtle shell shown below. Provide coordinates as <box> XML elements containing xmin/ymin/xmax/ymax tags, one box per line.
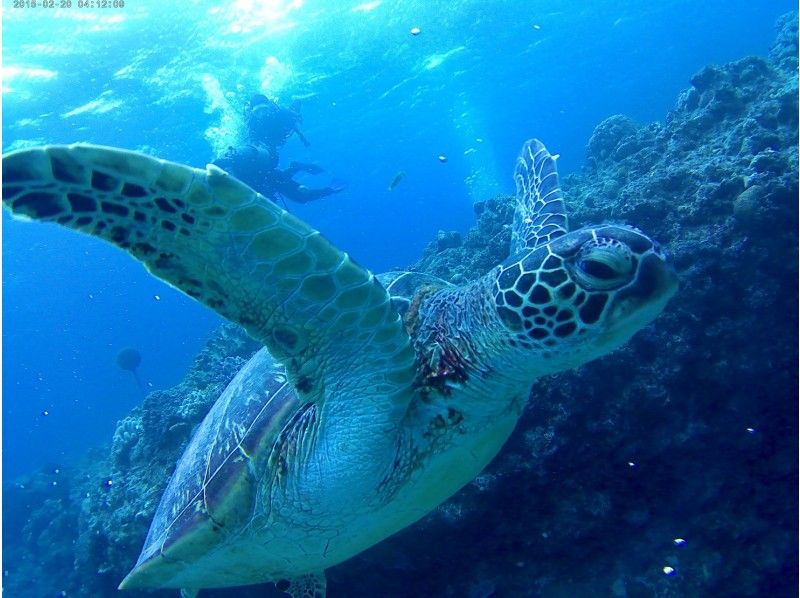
<box><xmin>123</xmin><ymin>272</ymin><xmax>449</xmax><ymax>588</ymax></box>
<box><xmin>123</xmin><ymin>348</ymin><xmax>301</xmax><ymax>588</ymax></box>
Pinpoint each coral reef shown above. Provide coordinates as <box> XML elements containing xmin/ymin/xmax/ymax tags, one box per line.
<box><xmin>4</xmin><ymin>12</ymin><xmax>797</xmax><ymax>598</ymax></box>
<box><xmin>337</xmin><ymin>13</ymin><xmax>797</xmax><ymax>597</ymax></box>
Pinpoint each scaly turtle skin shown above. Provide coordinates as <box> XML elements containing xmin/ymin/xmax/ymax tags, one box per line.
<box><xmin>1</xmin><ymin>139</ymin><xmax>677</xmax><ymax>597</ymax></box>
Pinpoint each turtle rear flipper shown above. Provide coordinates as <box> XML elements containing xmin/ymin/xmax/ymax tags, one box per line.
<box><xmin>277</xmin><ymin>571</ymin><xmax>326</xmax><ymax>598</ymax></box>
<box><xmin>2</xmin><ymin>145</ymin><xmax>416</xmax><ymax>414</ymax></box>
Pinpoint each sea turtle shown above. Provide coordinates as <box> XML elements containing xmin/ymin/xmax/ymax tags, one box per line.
<box><xmin>2</xmin><ymin>138</ymin><xmax>677</xmax><ymax>597</ymax></box>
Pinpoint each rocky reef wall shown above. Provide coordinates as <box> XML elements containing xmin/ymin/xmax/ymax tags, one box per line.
<box><xmin>3</xmin><ymin>12</ymin><xmax>797</xmax><ymax>598</ymax></box>
<box><xmin>386</xmin><ymin>14</ymin><xmax>798</xmax><ymax>598</ymax></box>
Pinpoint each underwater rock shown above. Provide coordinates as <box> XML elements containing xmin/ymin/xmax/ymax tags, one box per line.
<box><xmin>733</xmin><ymin>184</ymin><xmax>765</xmax><ymax>221</ymax></box>
<box><xmin>415</xmin><ymin>196</ymin><xmax>513</xmax><ymax>283</ymax></box>
<box><xmin>585</xmin><ymin>114</ymin><xmax>641</xmax><ymax>165</ymax></box>
<box><xmin>435</xmin><ymin>229</ymin><xmax>462</xmax><ymax>251</ymax></box>
<box><xmin>5</xmin><ymin>11</ymin><xmax>797</xmax><ymax>598</ymax></box>
<box><xmin>770</xmin><ymin>11</ymin><xmax>799</xmax><ymax>72</ymax></box>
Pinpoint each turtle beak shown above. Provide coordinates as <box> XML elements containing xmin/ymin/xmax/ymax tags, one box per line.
<box><xmin>632</xmin><ymin>252</ymin><xmax>678</xmax><ymax>304</ymax></box>
<box><xmin>605</xmin><ymin>253</ymin><xmax>677</xmax><ymax>336</ymax></box>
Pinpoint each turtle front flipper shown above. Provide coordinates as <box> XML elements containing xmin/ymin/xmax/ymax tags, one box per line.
<box><xmin>510</xmin><ymin>138</ymin><xmax>568</xmax><ymax>253</ymax></box>
<box><xmin>2</xmin><ymin>145</ymin><xmax>416</xmax><ymax>411</ymax></box>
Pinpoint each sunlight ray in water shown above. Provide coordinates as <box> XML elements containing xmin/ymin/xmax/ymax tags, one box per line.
<box><xmin>212</xmin><ymin>0</ymin><xmax>305</xmax><ymax>35</ymax></box>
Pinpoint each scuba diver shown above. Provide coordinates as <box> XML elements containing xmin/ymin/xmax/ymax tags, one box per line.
<box><xmin>246</xmin><ymin>94</ymin><xmax>310</xmax><ymax>148</ymax></box>
<box><xmin>213</xmin><ymin>94</ymin><xmax>343</xmax><ymax>205</ymax></box>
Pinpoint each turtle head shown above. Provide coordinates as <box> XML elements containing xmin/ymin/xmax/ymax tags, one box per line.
<box><xmin>492</xmin><ymin>223</ymin><xmax>677</xmax><ymax>375</ymax></box>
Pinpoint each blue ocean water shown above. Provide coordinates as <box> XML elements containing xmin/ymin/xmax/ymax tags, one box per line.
<box><xmin>1</xmin><ymin>0</ymin><xmax>793</xmax><ymax>482</ymax></box>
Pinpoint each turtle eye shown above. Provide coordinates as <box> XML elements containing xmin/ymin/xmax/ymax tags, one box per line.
<box><xmin>571</xmin><ymin>238</ymin><xmax>635</xmax><ymax>291</ymax></box>
<box><xmin>577</xmin><ymin>258</ymin><xmax>617</xmax><ymax>280</ymax></box>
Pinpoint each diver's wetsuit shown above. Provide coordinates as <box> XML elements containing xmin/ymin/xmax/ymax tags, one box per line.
<box><xmin>213</xmin><ymin>144</ymin><xmax>340</xmax><ymax>204</ymax></box>
<box><xmin>246</xmin><ymin>99</ymin><xmax>310</xmax><ymax>148</ymax></box>
<box><xmin>212</xmin><ymin>95</ymin><xmax>341</xmax><ymax>205</ymax></box>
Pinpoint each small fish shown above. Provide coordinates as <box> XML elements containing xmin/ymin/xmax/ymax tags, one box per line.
<box><xmin>438</xmin><ymin>154</ymin><xmax>448</xmax><ymax>163</ymax></box>
<box><xmin>410</xmin><ymin>26</ymin><xmax>421</xmax><ymax>36</ymax></box>
<box><xmin>388</xmin><ymin>170</ymin><xmax>406</xmax><ymax>191</ymax></box>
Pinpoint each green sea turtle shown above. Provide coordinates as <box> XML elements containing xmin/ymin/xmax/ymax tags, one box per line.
<box><xmin>1</xmin><ymin>138</ymin><xmax>677</xmax><ymax>597</ymax></box>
